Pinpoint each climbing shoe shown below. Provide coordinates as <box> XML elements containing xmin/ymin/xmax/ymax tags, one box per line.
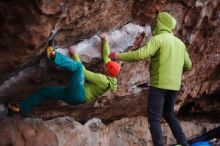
<box><xmin>47</xmin><ymin>46</ymin><xmax>55</xmax><ymax>59</ymax></box>
<box><xmin>8</xmin><ymin>103</ymin><xmax>20</xmax><ymax>113</ymax></box>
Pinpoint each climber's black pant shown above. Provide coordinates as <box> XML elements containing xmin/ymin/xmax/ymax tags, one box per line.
<box><xmin>147</xmin><ymin>87</ymin><xmax>187</xmax><ymax>146</ymax></box>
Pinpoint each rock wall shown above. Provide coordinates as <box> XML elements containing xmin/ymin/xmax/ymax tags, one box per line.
<box><xmin>0</xmin><ymin>0</ymin><xmax>135</xmax><ymax>82</ymax></box>
<box><xmin>0</xmin><ymin>0</ymin><xmax>220</xmax><ymax>145</ymax></box>
<box><xmin>1</xmin><ymin>116</ymin><xmax>219</xmax><ymax>146</ymax></box>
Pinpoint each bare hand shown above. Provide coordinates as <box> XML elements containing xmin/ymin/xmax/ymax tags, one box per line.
<box><xmin>50</xmin><ymin>50</ymin><xmax>56</xmax><ymax>58</ymax></box>
<box><xmin>68</xmin><ymin>45</ymin><xmax>77</xmax><ymax>56</ymax></box>
<box><xmin>98</xmin><ymin>33</ymin><xmax>107</xmax><ymax>40</ymax></box>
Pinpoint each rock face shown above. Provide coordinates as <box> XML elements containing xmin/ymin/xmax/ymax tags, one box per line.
<box><xmin>0</xmin><ymin>0</ymin><xmax>135</xmax><ymax>82</ymax></box>
<box><xmin>0</xmin><ymin>0</ymin><xmax>220</xmax><ymax>145</ymax></box>
<box><xmin>1</xmin><ymin>116</ymin><xmax>219</xmax><ymax>146</ymax></box>
<box><xmin>0</xmin><ymin>117</ymin><xmax>58</xmax><ymax>146</ymax></box>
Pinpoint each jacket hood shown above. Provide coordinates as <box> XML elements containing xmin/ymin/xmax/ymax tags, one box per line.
<box><xmin>153</xmin><ymin>12</ymin><xmax>176</xmax><ymax>36</ymax></box>
<box><xmin>107</xmin><ymin>77</ymin><xmax>117</xmax><ymax>92</ymax></box>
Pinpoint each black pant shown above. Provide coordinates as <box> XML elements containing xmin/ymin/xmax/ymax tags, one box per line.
<box><xmin>147</xmin><ymin>87</ymin><xmax>187</xmax><ymax>146</ymax></box>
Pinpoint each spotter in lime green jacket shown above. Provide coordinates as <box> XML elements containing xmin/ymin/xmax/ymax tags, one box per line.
<box><xmin>118</xmin><ymin>12</ymin><xmax>192</xmax><ymax>90</ymax></box>
<box><xmin>73</xmin><ymin>39</ymin><xmax>117</xmax><ymax>102</ymax></box>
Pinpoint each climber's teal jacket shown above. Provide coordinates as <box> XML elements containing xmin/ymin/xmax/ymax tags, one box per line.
<box><xmin>73</xmin><ymin>40</ymin><xmax>117</xmax><ymax>102</ymax></box>
<box><xmin>118</xmin><ymin>12</ymin><xmax>192</xmax><ymax>90</ymax></box>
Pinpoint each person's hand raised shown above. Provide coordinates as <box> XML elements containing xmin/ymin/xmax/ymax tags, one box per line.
<box><xmin>98</xmin><ymin>32</ymin><xmax>108</xmax><ymax>40</ymax></box>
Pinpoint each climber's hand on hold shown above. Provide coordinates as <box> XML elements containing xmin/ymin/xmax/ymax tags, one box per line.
<box><xmin>98</xmin><ymin>33</ymin><xmax>108</xmax><ymax>40</ymax></box>
<box><xmin>50</xmin><ymin>50</ymin><xmax>56</xmax><ymax>58</ymax></box>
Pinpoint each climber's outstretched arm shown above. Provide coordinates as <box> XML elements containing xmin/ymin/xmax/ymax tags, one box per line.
<box><xmin>98</xmin><ymin>33</ymin><xmax>111</xmax><ymax>64</ymax></box>
<box><xmin>69</xmin><ymin>46</ymin><xmax>108</xmax><ymax>85</ymax></box>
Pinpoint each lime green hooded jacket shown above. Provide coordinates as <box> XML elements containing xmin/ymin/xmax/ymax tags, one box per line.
<box><xmin>73</xmin><ymin>40</ymin><xmax>117</xmax><ymax>102</ymax></box>
<box><xmin>118</xmin><ymin>12</ymin><xmax>192</xmax><ymax>90</ymax></box>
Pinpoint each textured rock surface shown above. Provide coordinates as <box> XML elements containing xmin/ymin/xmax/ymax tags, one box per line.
<box><xmin>0</xmin><ymin>0</ymin><xmax>220</xmax><ymax>145</ymax></box>
<box><xmin>0</xmin><ymin>23</ymin><xmax>151</xmax><ymax>101</ymax></box>
<box><xmin>0</xmin><ymin>117</ymin><xmax>58</xmax><ymax>146</ymax></box>
<box><xmin>0</xmin><ymin>116</ymin><xmax>219</xmax><ymax>146</ymax></box>
<box><xmin>55</xmin><ymin>23</ymin><xmax>151</xmax><ymax>63</ymax></box>
<box><xmin>0</xmin><ymin>0</ymin><xmax>135</xmax><ymax>82</ymax></box>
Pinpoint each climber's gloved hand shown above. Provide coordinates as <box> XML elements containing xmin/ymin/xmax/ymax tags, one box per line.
<box><xmin>109</xmin><ymin>52</ymin><xmax>119</xmax><ymax>59</ymax></box>
<box><xmin>98</xmin><ymin>32</ymin><xmax>108</xmax><ymax>40</ymax></box>
<box><xmin>68</xmin><ymin>45</ymin><xmax>77</xmax><ymax>56</ymax></box>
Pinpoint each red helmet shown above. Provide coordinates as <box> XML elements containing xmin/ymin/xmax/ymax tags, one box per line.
<box><xmin>104</xmin><ymin>61</ymin><xmax>121</xmax><ymax>77</ymax></box>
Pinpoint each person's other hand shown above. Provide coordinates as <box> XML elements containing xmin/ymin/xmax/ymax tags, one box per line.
<box><xmin>98</xmin><ymin>33</ymin><xmax>107</xmax><ymax>40</ymax></box>
<box><xmin>109</xmin><ymin>52</ymin><xmax>119</xmax><ymax>59</ymax></box>
<box><xmin>50</xmin><ymin>50</ymin><xmax>56</xmax><ymax>58</ymax></box>
<box><xmin>68</xmin><ymin>45</ymin><xmax>77</xmax><ymax>56</ymax></box>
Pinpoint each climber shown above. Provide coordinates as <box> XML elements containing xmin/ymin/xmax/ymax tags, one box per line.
<box><xmin>8</xmin><ymin>33</ymin><xmax>120</xmax><ymax>113</ymax></box>
<box><xmin>109</xmin><ymin>12</ymin><xmax>192</xmax><ymax>146</ymax></box>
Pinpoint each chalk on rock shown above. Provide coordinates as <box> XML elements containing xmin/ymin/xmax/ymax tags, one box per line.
<box><xmin>84</xmin><ymin>118</ymin><xmax>103</xmax><ymax>132</ymax></box>
<box><xmin>56</xmin><ymin>23</ymin><xmax>151</xmax><ymax>63</ymax></box>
